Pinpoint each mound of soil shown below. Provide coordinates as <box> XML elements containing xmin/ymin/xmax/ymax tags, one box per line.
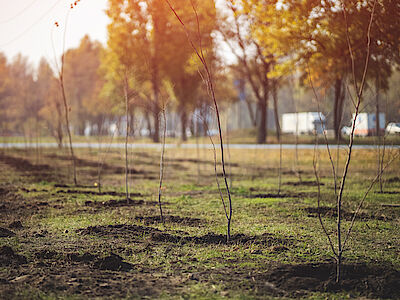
<box><xmin>8</xmin><ymin>221</ymin><xmax>23</xmax><ymax>229</ymax></box>
<box><xmin>77</xmin><ymin>225</ymin><xmax>291</xmax><ymax>247</ymax></box>
<box><xmin>0</xmin><ymin>154</ymin><xmax>62</xmax><ymax>182</ymax></box>
<box><xmin>386</xmin><ymin>176</ymin><xmax>400</xmax><ymax>183</ymax></box>
<box><xmin>264</xmin><ymin>263</ymin><xmax>400</xmax><ymax>299</ymax></box>
<box><xmin>84</xmin><ymin>199</ymin><xmax>156</xmax><ymax>208</ymax></box>
<box><xmin>151</xmin><ymin>231</ymin><xmax>291</xmax><ymax>246</ymax></box>
<box><xmin>286</xmin><ymin>181</ymin><xmax>324</xmax><ymax>187</ymax></box>
<box><xmin>135</xmin><ymin>215</ymin><xmax>205</xmax><ymax>226</ymax></box>
<box><xmin>0</xmin><ymin>246</ymin><xmax>27</xmax><ymax>266</ymax></box>
<box><xmin>0</xmin><ymin>227</ymin><xmax>16</xmax><ymax>237</ymax></box>
<box><xmin>93</xmin><ymin>253</ymin><xmax>133</xmax><ymax>271</ymax></box>
<box><xmin>76</xmin><ymin>224</ymin><xmax>162</xmax><ymax>238</ymax></box>
<box><xmin>247</xmin><ymin>193</ymin><xmax>288</xmax><ymax>199</ymax></box>
<box><xmin>304</xmin><ymin>206</ymin><xmax>391</xmax><ymax>221</ymax></box>
<box><xmin>375</xmin><ymin>191</ymin><xmax>400</xmax><ymax>195</ymax></box>
<box><xmin>66</xmin><ymin>251</ymin><xmax>132</xmax><ymax>271</ymax></box>
<box><xmin>35</xmin><ymin>250</ymin><xmax>58</xmax><ymax>259</ymax></box>
<box><xmin>56</xmin><ymin>189</ymin><xmax>142</xmax><ymax>197</ymax></box>
<box><xmin>0</xmin><ymin>187</ymin><xmax>11</xmax><ymax>197</ymax></box>
<box><xmin>66</xmin><ymin>252</ymin><xmax>97</xmax><ymax>263</ymax></box>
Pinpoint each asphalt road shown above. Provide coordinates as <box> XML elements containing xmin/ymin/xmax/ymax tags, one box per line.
<box><xmin>1</xmin><ymin>142</ymin><xmax>398</xmax><ymax>150</ymax></box>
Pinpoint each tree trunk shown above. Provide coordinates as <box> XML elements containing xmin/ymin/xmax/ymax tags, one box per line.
<box><xmin>152</xmin><ymin>62</ymin><xmax>160</xmax><ymax>142</ymax></box>
<box><xmin>375</xmin><ymin>75</ymin><xmax>381</xmax><ymax>137</ymax></box>
<box><xmin>257</xmin><ymin>77</ymin><xmax>269</xmax><ymax>144</ymax></box>
<box><xmin>180</xmin><ymin>109</ymin><xmax>187</xmax><ymax>141</ymax></box>
<box><xmin>272</xmin><ymin>79</ymin><xmax>281</xmax><ymax>141</ymax></box>
<box><xmin>152</xmin><ymin>102</ymin><xmax>160</xmax><ymax>143</ymax></box>
<box><xmin>257</xmin><ymin>96</ymin><xmax>267</xmax><ymax>144</ymax></box>
<box><xmin>333</xmin><ymin>78</ymin><xmax>345</xmax><ymax>141</ymax></box>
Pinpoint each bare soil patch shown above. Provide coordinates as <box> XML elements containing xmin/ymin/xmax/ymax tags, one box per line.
<box><xmin>0</xmin><ymin>227</ymin><xmax>16</xmax><ymax>237</ymax></box>
<box><xmin>0</xmin><ymin>153</ymin><xmax>63</xmax><ymax>182</ymax></box>
<box><xmin>77</xmin><ymin>224</ymin><xmax>292</xmax><ymax>246</ymax></box>
<box><xmin>56</xmin><ymin>189</ymin><xmax>142</xmax><ymax>197</ymax></box>
<box><xmin>286</xmin><ymin>181</ymin><xmax>324</xmax><ymax>187</ymax></box>
<box><xmin>304</xmin><ymin>206</ymin><xmax>393</xmax><ymax>221</ymax></box>
<box><xmin>386</xmin><ymin>176</ymin><xmax>400</xmax><ymax>183</ymax></box>
<box><xmin>375</xmin><ymin>191</ymin><xmax>400</xmax><ymax>194</ymax></box>
<box><xmin>0</xmin><ymin>246</ymin><xmax>27</xmax><ymax>266</ymax></box>
<box><xmin>262</xmin><ymin>263</ymin><xmax>400</xmax><ymax>299</ymax></box>
<box><xmin>84</xmin><ymin>198</ymin><xmax>157</xmax><ymax>208</ymax></box>
<box><xmin>246</xmin><ymin>191</ymin><xmax>314</xmax><ymax>199</ymax></box>
<box><xmin>135</xmin><ymin>215</ymin><xmax>206</xmax><ymax>226</ymax></box>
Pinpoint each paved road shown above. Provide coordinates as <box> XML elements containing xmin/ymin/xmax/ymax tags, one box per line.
<box><xmin>0</xmin><ymin>142</ymin><xmax>398</xmax><ymax>150</ymax></box>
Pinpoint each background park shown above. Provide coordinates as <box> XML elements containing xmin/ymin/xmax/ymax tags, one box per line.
<box><xmin>0</xmin><ymin>0</ymin><xmax>399</xmax><ymax>299</ymax></box>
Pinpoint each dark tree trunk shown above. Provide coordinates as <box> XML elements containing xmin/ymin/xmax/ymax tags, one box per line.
<box><xmin>257</xmin><ymin>77</ymin><xmax>269</xmax><ymax>144</ymax></box>
<box><xmin>333</xmin><ymin>78</ymin><xmax>345</xmax><ymax>141</ymax></box>
<box><xmin>152</xmin><ymin>103</ymin><xmax>160</xmax><ymax>143</ymax></box>
<box><xmin>257</xmin><ymin>95</ymin><xmax>267</xmax><ymax>144</ymax></box>
<box><xmin>272</xmin><ymin>79</ymin><xmax>281</xmax><ymax>141</ymax></box>
<box><xmin>375</xmin><ymin>75</ymin><xmax>381</xmax><ymax>136</ymax></box>
<box><xmin>180</xmin><ymin>109</ymin><xmax>187</xmax><ymax>142</ymax></box>
<box><xmin>151</xmin><ymin>61</ymin><xmax>160</xmax><ymax>142</ymax></box>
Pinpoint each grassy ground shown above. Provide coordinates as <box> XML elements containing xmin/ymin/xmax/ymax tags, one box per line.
<box><xmin>0</xmin><ymin>145</ymin><xmax>399</xmax><ymax>299</ymax></box>
<box><xmin>1</xmin><ymin>129</ymin><xmax>400</xmax><ymax>145</ymax></box>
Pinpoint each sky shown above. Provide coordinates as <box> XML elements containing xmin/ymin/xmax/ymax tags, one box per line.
<box><xmin>0</xmin><ymin>0</ymin><xmax>109</xmax><ymax>68</ymax></box>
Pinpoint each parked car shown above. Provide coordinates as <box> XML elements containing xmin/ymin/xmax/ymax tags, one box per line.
<box><xmin>386</xmin><ymin>122</ymin><xmax>400</xmax><ymax>135</ymax></box>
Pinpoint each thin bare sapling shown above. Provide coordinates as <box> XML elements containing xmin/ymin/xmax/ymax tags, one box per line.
<box><xmin>52</xmin><ymin>11</ymin><xmax>77</xmax><ymax>185</ymax></box>
<box><xmin>165</xmin><ymin>0</ymin><xmax>233</xmax><ymax>242</ymax></box>
<box><xmin>309</xmin><ymin>0</ymin><xmax>397</xmax><ymax>283</ymax></box>
<box><xmin>157</xmin><ymin>98</ymin><xmax>167</xmax><ymax>225</ymax></box>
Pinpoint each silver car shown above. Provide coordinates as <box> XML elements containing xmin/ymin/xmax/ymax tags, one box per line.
<box><xmin>386</xmin><ymin>122</ymin><xmax>400</xmax><ymax>135</ymax></box>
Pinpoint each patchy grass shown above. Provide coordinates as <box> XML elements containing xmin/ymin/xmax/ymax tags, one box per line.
<box><xmin>0</xmin><ymin>146</ymin><xmax>399</xmax><ymax>299</ymax></box>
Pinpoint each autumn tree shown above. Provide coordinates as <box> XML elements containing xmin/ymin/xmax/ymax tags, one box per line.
<box><xmin>37</xmin><ymin>58</ymin><xmax>64</xmax><ymax>147</ymax></box>
<box><xmin>105</xmin><ymin>0</ymin><xmax>175</xmax><ymax>142</ymax></box>
<box><xmin>0</xmin><ymin>53</ymin><xmax>11</xmax><ymax>136</ymax></box>
<box><xmin>218</xmin><ymin>1</ymin><xmax>275</xmax><ymax>144</ymax></box>
<box><xmin>7</xmin><ymin>55</ymin><xmax>39</xmax><ymax>139</ymax></box>
<box><xmin>160</xmin><ymin>0</ymin><xmax>216</xmax><ymax>141</ymax></box>
<box><xmin>243</xmin><ymin>0</ymin><xmax>400</xmax><ymax>140</ymax></box>
<box><xmin>64</xmin><ymin>35</ymin><xmax>105</xmax><ymax>135</ymax></box>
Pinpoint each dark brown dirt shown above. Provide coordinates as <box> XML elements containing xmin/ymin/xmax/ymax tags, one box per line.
<box><xmin>304</xmin><ymin>206</ymin><xmax>394</xmax><ymax>221</ymax></box>
<box><xmin>77</xmin><ymin>224</ymin><xmax>292</xmax><ymax>246</ymax></box>
<box><xmin>386</xmin><ymin>176</ymin><xmax>400</xmax><ymax>183</ymax></box>
<box><xmin>56</xmin><ymin>189</ymin><xmax>142</xmax><ymax>197</ymax></box>
<box><xmin>375</xmin><ymin>191</ymin><xmax>400</xmax><ymax>194</ymax></box>
<box><xmin>286</xmin><ymin>181</ymin><xmax>324</xmax><ymax>186</ymax></box>
<box><xmin>0</xmin><ymin>250</ymin><xmax>176</xmax><ymax>299</ymax></box>
<box><xmin>135</xmin><ymin>215</ymin><xmax>206</xmax><ymax>226</ymax></box>
<box><xmin>0</xmin><ymin>153</ymin><xmax>63</xmax><ymax>182</ymax></box>
<box><xmin>84</xmin><ymin>198</ymin><xmax>158</xmax><ymax>208</ymax></box>
<box><xmin>93</xmin><ymin>253</ymin><xmax>133</xmax><ymax>271</ymax></box>
<box><xmin>246</xmin><ymin>192</ymin><xmax>313</xmax><ymax>199</ymax></box>
<box><xmin>8</xmin><ymin>220</ymin><xmax>23</xmax><ymax>229</ymax></box>
<box><xmin>76</xmin><ymin>224</ymin><xmax>161</xmax><ymax>238</ymax></box>
<box><xmin>261</xmin><ymin>263</ymin><xmax>400</xmax><ymax>299</ymax></box>
<box><xmin>0</xmin><ymin>246</ymin><xmax>27</xmax><ymax>266</ymax></box>
<box><xmin>150</xmin><ymin>232</ymin><xmax>292</xmax><ymax>246</ymax></box>
<box><xmin>247</xmin><ymin>193</ymin><xmax>288</xmax><ymax>199</ymax></box>
<box><xmin>46</xmin><ymin>153</ymin><xmax>153</xmax><ymax>177</ymax></box>
<box><xmin>0</xmin><ymin>227</ymin><xmax>16</xmax><ymax>237</ymax></box>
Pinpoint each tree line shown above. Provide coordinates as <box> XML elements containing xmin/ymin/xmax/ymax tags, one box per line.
<box><xmin>0</xmin><ymin>0</ymin><xmax>399</xmax><ymax>144</ymax></box>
